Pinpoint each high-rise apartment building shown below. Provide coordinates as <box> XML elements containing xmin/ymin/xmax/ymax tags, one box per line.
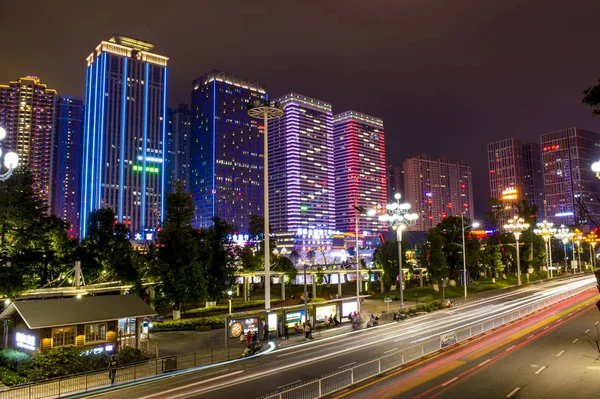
<box><xmin>333</xmin><ymin>111</ymin><xmax>387</xmax><ymax>232</ymax></box>
<box><xmin>403</xmin><ymin>154</ymin><xmax>474</xmax><ymax>231</ymax></box>
<box><xmin>53</xmin><ymin>96</ymin><xmax>84</xmax><ymax>238</ymax></box>
<box><xmin>487</xmin><ymin>138</ymin><xmax>524</xmax><ymax>221</ymax></box>
<box><xmin>387</xmin><ymin>164</ymin><xmax>404</xmax><ymax>201</ymax></box>
<box><xmin>190</xmin><ymin>70</ymin><xmax>266</xmax><ymax>231</ymax></box>
<box><xmin>540</xmin><ymin>127</ymin><xmax>600</xmax><ymax>225</ymax></box>
<box><xmin>166</xmin><ymin>104</ymin><xmax>191</xmax><ymax>192</ymax></box>
<box><xmin>0</xmin><ymin>76</ymin><xmax>57</xmax><ymax>210</ymax></box>
<box><xmin>81</xmin><ymin>35</ymin><xmax>168</xmax><ymax>239</ymax></box>
<box><xmin>268</xmin><ymin>93</ymin><xmax>335</xmax><ymax>248</ymax></box>
<box><xmin>521</xmin><ymin>142</ymin><xmax>544</xmax><ymax>220</ymax></box>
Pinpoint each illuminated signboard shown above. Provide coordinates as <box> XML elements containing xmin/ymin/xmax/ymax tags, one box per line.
<box><xmin>267</xmin><ymin>312</ymin><xmax>278</xmax><ymax>332</ymax></box>
<box><xmin>15</xmin><ymin>332</ymin><xmax>36</xmax><ymax>351</ymax></box>
<box><xmin>315</xmin><ymin>304</ymin><xmax>337</xmax><ymax>323</ymax></box>
<box><xmin>228</xmin><ymin>316</ymin><xmax>259</xmax><ymax>338</ymax></box>
<box><xmin>284</xmin><ymin>310</ymin><xmax>305</xmax><ymax>326</ymax></box>
<box><xmin>502</xmin><ymin>188</ymin><xmax>518</xmax><ymax>200</ymax></box>
<box><xmin>342</xmin><ymin>301</ymin><xmax>358</xmax><ymax>322</ymax></box>
<box><xmin>542</xmin><ymin>145</ymin><xmax>560</xmax><ymax>152</ymax></box>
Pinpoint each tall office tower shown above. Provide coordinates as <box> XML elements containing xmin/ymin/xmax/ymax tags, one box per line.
<box><xmin>540</xmin><ymin>127</ymin><xmax>600</xmax><ymax>225</ymax></box>
<box><xmin>80</xmin><ymin>35</ymin><xmax>168</xmax><ymax>239</ymax></box>
<box><xmin>333</xmin><ymin>111</ymin><xmax>387</xmax><ymax>232</ymax></box>
<box><xmin>521</xmin><ymin>142</ymin><xmax>544</xmax><ymax>220</ymax></box>
<box><xmin>0</xmin><ymin>76</ymin><xmax>57</xmax><ymax>210</ymax></box>
<box><xmin>190</xmin><ymin>70</ymin><xmax>266</xmax><ymax>231</ymax></box>
<box><xmin>170</xmin><ymin>104</ymin><xmax>191</xmax><ymax>192</ymax></box>
<box><xmin>487</xmin><ymin>138</ymin><xmax>524</xmax><ymax>222</ymax></box>
<box><xmin>53</xmin><ymin>96</ymin><xmax>84</xmax><ymax>238</ymax></box>
<box><xmin>403</xmin><ymin>154</ymin><xmax>474</xmax><ymax>231</ymax></box>
<box><xmin>268</xmin><ymin>93</ymin><xmax>335</xmax><ymax>249</ymax></box>
<box><xmin>387</xmin><ymin>164</ymin><xmax>404</xmax><ymax>201</ymax></box>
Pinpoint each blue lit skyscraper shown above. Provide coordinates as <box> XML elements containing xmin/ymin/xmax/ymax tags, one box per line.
<box><xmin>190</xmin><ymin>70</ymin><xmax>266</xmax><ymax>231</ymax></box>
<box><xmin>81</xmin><ymin>35</ymin><xmax>168</xmax><ymax>239</ymax></box>
<box><xmin>53</xmin><ymin>95</ymin><xmax>84</xmax><ymax>238</ymax></box>
<box><xmin>166</xmin><ymin>104</ymin><xmax>191</xmax><ymax>193</ymax></box>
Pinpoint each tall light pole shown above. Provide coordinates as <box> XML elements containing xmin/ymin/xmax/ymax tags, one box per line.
<box><xmin>554</xmin><ymin>225</ymin><xmax>573</xmax><ymax>273</ymax></box>
<box><xmin>0</xmin><ymin>127</ymin><xmax>19</xmax><ymax>182</ymax></box>
<box><xmin>460</xmin><ymin>214</ymin><xmax>479</xmax><ymax>297</ymax></box>
<box><xmin>534</xmin><ymin>221</ymin><xmax>556</xmax><ymax>278</ymax></box>
<box><xmin>585</xmin><ymin>233</ymin><xmax>599</xmax><ymax>269</ymax></box>
<box><xmin>248</xmin><ymin>100</ymin><xmax>284</xmax><ymax>311</ymax></box>
<box><xmin>378</xmin><ymin>193</ymin><xmax>418</xmax><ymax>309</ymax></box>
<box><xmin>574</xmin><ymin>229</ymin><xmax>583</xmax><ymax>273</ymax></box>
<box><xmin>504</xmin><ymin>215</ymin><xmax>529</xmax><ymax>285</ymax></box>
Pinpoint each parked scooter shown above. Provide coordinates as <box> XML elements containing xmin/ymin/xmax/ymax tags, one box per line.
<box><xmin>241</xmin><ymin>341</ymin><xmax>263</xmax><ymax>358</ymax></box>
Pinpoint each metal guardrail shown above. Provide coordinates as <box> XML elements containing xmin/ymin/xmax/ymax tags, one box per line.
<box><xmin>259</xmin><ymin>280</ymin><xmax>595</xmax><ymax>399</ymax></box>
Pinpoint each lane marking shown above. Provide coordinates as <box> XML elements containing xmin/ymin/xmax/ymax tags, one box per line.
<box><xmin>478</xmin><ymin>359</ymin><xmax>491</xmax><ymax>367</ymax></box>
<box><xmin>384</xmin><ymin>348</ymin><xmax>400</xmax><ymax>354</ymax></box>
<box><xmin>535</xmin><ymin>366</ymin><xmax>546</xmax><ymax>375</ymax></box>
<box><xmin>557</xmin><ymin>318</ymin><xmax>562</xmax><ymax>322</ymax></box>
<box><xmin>595</xmin><ymin>321</ymin><xmax>599</xmax><ymax>326</ymax></box>
<box><xmin>556</xmin><ymin>350</ymin><xmax>565</xmax><ymax>357</ymax></box>
<box><xmin>568</xmin><ymin>312</ymin><xmax>573</xmax><ymax>316</ymax></box>
<box><xmin>507</xmin><ymin>387</ymin><xmax>521</xmax><ymax>398</ymax></box>
<box><xmin>339</xmin><ymin>362</ymin><xmax>356</xmax><ymax>369</ymax></box>
<box><xmin>277</xmin><ymin>380</ymin><xmax>301</xmax><ymax>389</ymax></box>
<box><xmin>585</xmin><ymin>329</ymin><xmax>591</xmax><ymax>333</ymax></box>
<box><xmin>505</xmin><ymin>345</ymin><xmax>516</xmax><ymax>352</ymax></box>
<box><xmin>441</xmin><ymin>376</ymin><xmax>458</xmax><ymax>386</ymax></box>
<box><xmin>573</xmin><ymin>338</ymin><xmax>578</xmax><ymax>344</ymax></box>
<box><xmin>136</xmin><ymin>370</ymin><xmax>244</xmax><ymax>399</ymax></box>
<box><xmin>527</xmin><ymin>334</ymin><xmax>535</xmax><ymax>339</ymax></box>
<box><xmin>543</xmin><ymin>326</ymin><xmax>550</xmax><ymax>330</ymax></box>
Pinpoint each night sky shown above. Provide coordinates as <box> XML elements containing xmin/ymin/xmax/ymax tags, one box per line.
<box><xmin>2</xmin><ymin>0</ymin><xmax>600</xmax><ymax>220</ymax></box>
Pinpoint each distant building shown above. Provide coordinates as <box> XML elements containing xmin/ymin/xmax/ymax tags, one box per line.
<box><xmin>521</xmin><ymin>142</ymin><xmax>544</xmax><ymax>220</ymax></box>
<box><xmin>403</xmin><ymin>154</ymin><xmax>474</xmax><ymax>231</ymax></box>
<box><xmin>268</xmin><ymin>93</ymin><xmax>335</xmax><ymax>251</ymax></box>
<box><xmin>53</xmin><ymin>96</ymin><xmax>84</xmax><ymax>238</ymax></box>
<box><xmin>0</xmin><ymin>76</ymin><xmax>57</xmax><ymax>211</ymax></box>
<box><xmin>80</xmin><ymin>35</ymin><xmax>169</xmax><ymax>239</ymax></box>
<box><xmin>166</xmin><ymin>104</ymin><xmax>191</xmax><ymax>192</ymax></box>
<box><xmin>333</xmin><ymin>111</ymin><xmax>387</xmax><ymax>232</ymax></box>
<box><xmin>540</xmin><ymin>127</ymin><xmax>600</xmax><ymax>225</ymax></box>
<box><xmin>387</xmin><ymin>164</ymin><xmax>404</xmax><ymax>200</ymax></box>
<box><xmin>190</xmin><ymin>70</ymin><xmax>266</xmax><ymax>231</ymax></box>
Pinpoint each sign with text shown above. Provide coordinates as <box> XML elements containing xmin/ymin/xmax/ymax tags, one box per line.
<box><xmin>440</xmin><ymin>331</ymin><xmax>457</xmax><ymax>349</ymax></box>
<box><xmin>285</xmin><ymin>309</ymin><xmax>305</xmax><ymax>326</ymax></box>
<box><xmin>228</xmin><ymin>316</ymin><xmax>259</xmax><ymax>338</ymax></box>
<box><xmin>315</xmin><ymin>304</ymin><xmax>337</xmax><ymax>323</ymax></box>
<box><xmin>15</xmin><ymin>332</ymin><xmax>36</xmax><ymax>351</ymax></box>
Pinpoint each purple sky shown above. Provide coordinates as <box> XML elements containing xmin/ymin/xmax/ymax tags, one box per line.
<box><xmin>2</xmin><ymin>0</ymin><xmax>600</xmax><ymax>219</ymax></box>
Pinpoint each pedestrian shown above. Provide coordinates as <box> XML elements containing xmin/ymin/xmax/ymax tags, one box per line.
<box><xmin>307</xmin><ymin>321</ymin><xmax>313</xmax><ymax>339</ymax></box>
<box><xmin>263</xmin><ymin>323</ymin><xmax>269</xmax><ymax>342</ymax></box>
<box><xmin>304</xmin><ymin>322</ymin><xmax>310</xmax><ymax>340</ymax></box>
<box><xmin>107</xmin><ymin>355</ymin><xmax>118</xmax><ymax>384</ymax></box>
<box><xmin>283</xmin><ymin>323</ymin><xmax>289</xmax><ymax>340</ymax></box>
<box><xmin>246</xmin><ymin>330</ymin><xmax>252</xmax><ymax>346</ymax></box>
<box><xmin>334</xmin><ymin>314</ymin><xmax>340</xmax><ymax>327</ymax></box>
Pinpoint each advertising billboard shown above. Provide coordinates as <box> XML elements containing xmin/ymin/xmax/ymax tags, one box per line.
<box><xmin>228</xmin><ymin>316</ymin><xmax>259</xmax><ymax>338</ymax></box>
<box><xmin>285</xmin><ymin>309</ymin><xmax>306</xmax><ymax>326</ymax></box>
<box><xmin>267</xmin><ymin>312</ymin><xmax>278</xmax><ymax>332</ymax></box>
<box><xmin>342</xmin><ymin>301</ymin><xmax>358</xmax><ymax>322</ymax></box>
<box><xmin>315</xmin><ymin>304</ymin><xmax>337</xmax><ymax>323</ymax></box>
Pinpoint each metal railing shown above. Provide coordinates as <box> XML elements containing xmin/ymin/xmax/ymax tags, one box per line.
<box><xmin>260</xmin><ymin>280</ymin><xmax>595</xmax><ymax>399</ymax></box>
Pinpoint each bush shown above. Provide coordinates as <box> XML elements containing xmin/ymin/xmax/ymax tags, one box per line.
<box><xmin>0</xmin><ymin>349</ymin><xmax>31</xmax><ymax>371</ymax></box>
<box><xmin>184</xmin><ymin>299</ymin><xmax>280</xmax><ymax>317</ymax></box>
<box><xmin>116</xmin><ymin>346</ymin><xmax>146</xmax><ymax>364</ymax></box>
<box><xmin>0</xmin><ymin>366</ymin><xmax>29</xmax><ymax>386</ymax></box>
<box><xmin>151</xmin><ymin>315</ymin><xmax>226</xmax><ymax>332</ymax></box>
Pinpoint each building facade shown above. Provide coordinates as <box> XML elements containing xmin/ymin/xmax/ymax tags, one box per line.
<box><xmin>333</xmin><ymin>111</ymin><xmax>387</xmax><ymax>232</ymax></box>
<box><xmin>166</xmin><ymin>104</ymin><xmax>191</xmax><ymax>193</ymax></box>
<box><xmin>387</xmin><ymin>164</ymin><xmax>404</xmax><ymax>201</ymax></box>
<box><xmin>403</xmin><ymin>154</ymin><xmax>474</xmax><ymax>231</ymax></box>
<box><xmin>487</xmin><ymin>138</ymin><xmax>524</xmax><ymax>222</ymax></box>
<box><xmin>0</xmin><ymin>76</ymin><xmax>57</xmax><ymax>211</ymax></box>
<box><xmin>268</xmin><ymin>93</ymin><xmax>335</xmax><ymax>251</ymax></box>
<box><xmin>81</xmin><ymin>35</ymin><xmax>168</xmax><ymax>239</ymax></box>
<box><xmin>53</xmin><ymin>96</ymin><xmax>84</xmax><ymax>238</ymax></box>
<box><xmin>521</xmin><ymin>142</ymin><xmax>544</xmax><ymax>220</ymax></box>
<box><xmin>190</xmin><ymin>70</ymin><xmax>266</xmax><ymax>231</ymax></box>
<box><xmin>540</xmin><ymin>127</ymin><xmax>600</xmax><ymax>225</ymax></box>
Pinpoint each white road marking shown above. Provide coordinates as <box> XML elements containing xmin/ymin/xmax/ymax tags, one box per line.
<box><xmin>595</xmin><ymin>321</ymin><xmax>599</xmax><ymax>326</ymax></box>
<box><xmin>557</xmin><ymin>318</ymin><xmax>562</xmax><ymax>322</ymax></box>
<box><xmin>556</xmin><ymin>350</ymin><xmax>565</xmax><ymax>357</ymax></box>
<box><xmin>442</xmin><ymin>376</ymin><xmax>458</xmax><ymax>386</ymax></box>
<box><xmin>568</xmin><ymin>312</ymin><xmax>573</xmax><ymax>316</ymax></box>
<box><xmin>585</xmin><ymin>329</ymin><xmax>591</xmax><ymax>333</ymax></box>
<box><xmin>136</xmin><ymin>370</ymin><xmax>244</xmax><ymax>399</ymax></box>
<box><xmin>543</xmin><ymin>326</ymin><xmax>549</xmax><ymax>330</ymax></box>
<box><xmin>339</xmin><ymin>362</ymin><xmax>357</xmax><ymax>369</ymax></box>
<box><xmin>505</xmin><ymin>345</ymin><xmax>516</xmax><ymax>352</ymax></box>
<box><xmin>527</xmin><ymin>334</ymin><xmax>535</xmax><ymax>339</ymax></box>
<box><xmin>278</xmin><ymin>380</ymin><xmax>302</xmax><ymax>389</ymax></box>
<box><xmin>506</xmin><ymin>387</ymin><xmax>521</xmax><ymax>398</ymax></box>
<box><xmin>572</xmin><ymin>338</ymin><xmax>578</xmax><ymax>344</ymax></box>
<box><xmin>478</xmin><ymin>359</ymin><xmax>492</xmax><ymax>367</ymax></box>
<box><xmin>535</xmin><ymin>366</ymin><xmax>546</xmax><ymax>375</ymax></box>
<box><xmin>384</xmin><ymin>348</ymin><xmax>400</xmax><ymax>354</ymax></box>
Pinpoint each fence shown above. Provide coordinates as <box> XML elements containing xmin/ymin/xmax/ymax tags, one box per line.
<box><xmin>260</xmin><ymin>279</ymin><xmax>595</xmax><ymax>399</ymax></box>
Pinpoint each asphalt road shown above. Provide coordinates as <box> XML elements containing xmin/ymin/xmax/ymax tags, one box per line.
<box><xmin>332</xmin><ymin>286</ymin><xmax>600</xmax><ymax>399</ymax></box>
<box><xmin>76</xmin><ymin>275</ymin><xmax>595</xmax><ymax>399</ymax></box>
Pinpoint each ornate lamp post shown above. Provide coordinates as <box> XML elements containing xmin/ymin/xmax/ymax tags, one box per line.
<box><xmin>377</xmin><ymin>193</ymin><xmax>418</xmax><ymax>309</ymax></box>
<box><xmin>585</xmin><ymin>233</ymin><xmax>599</xmax><ymax>269</ymax></box>
<box><xmin>247</xmin><ymin>100</ymin><xmax>284</xmax><ymax>311</ymax></box>
<box><xmin>352</xmin><ymin>205</ymin><xmax>376</xmax><ymax>313</ymax></box>
<box><xmin>554</xmin><ymin>225</ymin><xmax>573</xmax><ymax>273</ymax></box>
<box><xmin>534</xmin><ymin>221</ymin><xmax>556</xmax><ymax>278</ymax></box>
<box><xmin>592</xmin><ymin>161</ymin><xmax>600</xmax><ymax>180</ymax></box>
<box><xmin>574</xmin><ymin>229</ymin><xmax>583</xmax><ymax>273</ymax></box>
<box><xmin>504</xmin><ymin>215</ymin><xmax>529</xmax><ymax>285</ymax></box>
<box><xmin>0</xmin><ymin>127</ymin><xmax>19</xmax><ymax>181</ymax></box>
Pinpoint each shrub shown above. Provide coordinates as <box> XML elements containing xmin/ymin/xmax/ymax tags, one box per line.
<box><xmin>151</xmin><ymin>315</ymin><xmax>226</xmax><ymax>332</ymax></box>
<box><xmin>0</xmin><ymin>349</ymin><xmax>31</xmax><ymax>371</ymax></box>
<box><xmin>116</xmin><ymin>346</ymin><xmax>146</xmax><ymax>364</ymax></box>
<box><xmin>0</xmin><ymin>366</ymin><xmax>29</xmax><ymax>386</ymax></box>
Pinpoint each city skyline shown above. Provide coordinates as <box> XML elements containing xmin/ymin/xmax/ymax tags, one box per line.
<box><xmin>3</xmin><ymin>1</ymin><xmax>600</xmax><ymax>219</ymax></box>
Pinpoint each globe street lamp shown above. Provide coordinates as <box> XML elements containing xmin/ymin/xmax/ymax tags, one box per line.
<box><xmin>554</xmin><ymin>225</ymin><xmax>573</xmax><ymax>273</ymax></box>
<box><xmin>0</xmin><ymin>127</ymin><xmax>19</xmax><ymax>181</ymax></box>
<box><xmin>585</xmin><ymin>233</ymin><xmax>599</xmax><ymax>269</ymax></box>
<box><xmin>248</xmin><ymin>100</ymin><xmax>284</xmax><ymax>311</ymax></box>
<box><xmin>503</xmin><ymin>215</ymin><xmax>529</xmax><ymax>285</ymax></box>
<box><xmin>534</xmin><ymin>221</ymin><xmax>556</xmax><ymax>278</ymax></box>
<box><xmin>592</xmin><ymin>161</ymin><xmax>600</xmax><ymax>180</ymax></box>
<box><xmin>378</xmin><ymin>193</ymin><xmax>418</xmax><ymax>309</ymax></box>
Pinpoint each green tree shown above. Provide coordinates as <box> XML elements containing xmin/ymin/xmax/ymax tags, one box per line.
<box><xmin>273</xmin><ymin>254</ymin><xmax>298</xmax><ymax>282</ymax></box>
<box><xmin>424</xmin><ymin>227</ymin><xmax>448</xmax><ymax>283</ymax></box>
<box><xmin>583</xmin><ymin>79</ymin><xmax>600</xmax><ymax>116</ymax></box>
<box><xmin>198</xmin><ymin>216</ymin><xmax>236</xmax><ymax>301</ymax></box>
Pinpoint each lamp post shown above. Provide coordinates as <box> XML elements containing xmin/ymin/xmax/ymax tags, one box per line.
<box><xmin>554</xmin><ymin>225</ymin><xmax>573</xmax><ymax>273</ymax></box>
<box><xmin>227</xmin><ymin>290</ymin><xmax>233</xmax><ymax>315</ymax></box>
<box><xmin>503</xmin><ymin>215</ymin><xmax>529</xmax><ymax>285</ymax></box>
<box><xmin>378</xmin><ymin>193</ymin><xmax>418</xmax><ymax>309</ymax></box>
<box><xmin>574</xmin><ymin>229</ymin><xmax>583</xmax><ymax>273</ymax></box>
<box><xmin>585</xmin><ymin>233</ymin><xmax>599</xmax><ymax>269</ymax></box>
<box><xmin>0</xmin><ymin>127</ymin><xmax>19</xmax><ymax>181</ymax></box>
<box><xmin>460</xmin><ymin>215</ymin><xmax>479</xmax><ymax>297</ymax></box>
<box><xmin>352</xmin><ymin>205</ymin><xmax>376</xmax><ymax>313</ymax></box>
<box><xmin>534</xmin><ymin>221</ymin><xmax>556</xmax><ymax>278</ymax></box>
<box><xmin>592</xmin><ymin>161</ymin><xmax>600</xmax><ymax>180</ymax></box>
<box><xmin>248</xmin><ymin>100</ymin><xmax>284</xmax><ymax>311</ymax></box>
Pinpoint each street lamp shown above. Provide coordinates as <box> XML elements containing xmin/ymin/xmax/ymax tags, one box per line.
<box><xmin>227</xmin><ymin>290</ymin><xmax>233</xmax><ymax>315</ymax></box>
<box><xmin>592</xmin><ymin>161</ymin><xmax>600</xmax><ymax>180</ymax></box>
<box><xmin>503</xmin><ymin>215</ymin><xmax>529</xmax><ymax>285</ymax></box>
<box><xmin>534</xmin><ymin>221</ymin><xmax>557</xmax><ymax>278</ymax></box>
<box><xmin>460</xmin><ymin>215</ymin><xmax>479</xmax><ymax>297</ymax></box>
<box><xmin>585</xmin><ymin>233</ymin><xmax>599</xmax><ymax>269</ymax></box>
<box><xmin>353</xmin><ymin>205</ymin><xmax>376</xmax><ymax>313</ymax></box>
<box><xmin>0</xmin><ymin>127</ymin><xmax>19</xmax><ymax>181</ymax></box>
<box><xmin>247</xmin><ymin>99</ymin><xmax>284</xmax><ymax>311</ymax></box>
<box><xmin>554</xmin><ymin>225</ymin><xmax>573</xmax><ymax>273</ymax></box>
<box><xmin>378</xmin><ymin>193</ymin><xmax>418</xmax><ymax>308</ymax></box>
<box><xmin>574</xmin><ymin>229</ymin><xmax>583</xmax><ymax>273</ymax></box>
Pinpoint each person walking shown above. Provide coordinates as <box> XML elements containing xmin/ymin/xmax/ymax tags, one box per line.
<box><xmin>283</xmin><ymin>323</ymin><xmax>289</xmax><ymax>340</ymax></box>
<box><xmin>107</xmin><ymin>355</ymin><xmax>118</xmax><ymax>384</ymax></box>
<box><xmin>306</xmin><ymin>321</ymin><xmax>313</xmax><ymax>340</ymax></box>
<box><xmin>263</xmin><ymin>323</ymin><xmax>269</xmax><ymax>343</ymax></box>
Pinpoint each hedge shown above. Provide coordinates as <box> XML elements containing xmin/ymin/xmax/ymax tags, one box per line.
<box><xmin>151</xmin><ymin>315</ymin><xmax>226</xmax><ymax>332</ymax></box>
<box><xmin>0</xmin><ymin>366</ymin><xmax>29</xmax><ymax>386</ymax></box>
<box><xmin>0</xmin><ymin>349</ymin><xmax>31</xmax><ymax>371</ymax></box>
<box><xmin>184</xmin><ymin>299</ymin><xmax>280</xmax><ymax>317</ymax></box>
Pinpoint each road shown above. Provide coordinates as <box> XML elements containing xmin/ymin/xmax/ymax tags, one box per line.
<box><xmin>333</xmin><ymin>284</ymin><xmax>600</xmax><ymax>399</ymax></box>
<box><xmin>74</xmin><ymin>275</ymin><xmax>595</xmax><ymax>399</ymax></box>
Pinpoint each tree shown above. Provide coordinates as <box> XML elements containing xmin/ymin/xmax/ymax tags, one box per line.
<box><xmin>373</xmin><ymin>240</ymin><xmax>399</xmax><ymax>291</ymax></box>
<box><xmin>424</xmin><ymin>227</ymin><xmax>448</xmax><ymax>283</ymax></box>
<box><xmin>273</xmin><ymin>254</ymin><xmax>298</xmax><ymax>282</ymax></box>
<box><xmin>198</xmin><ymin>216</ymin><xmax>236</xmax><ymax>301</ymax></box>
<box><xmin>583</xmin><ymin>79</ymin><xmax>600</xmax><ymax>117</ymax></box>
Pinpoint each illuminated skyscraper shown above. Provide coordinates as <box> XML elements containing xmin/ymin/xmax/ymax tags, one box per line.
<box><xmin>268</xmin><ymin>93</ymin><xmax>335</xmax><ymax>248</ymax></box>
<box><xmin>53</xmin><ymin>96</ymin><xmax>84</xmax><ymax>238</ymax></box>
<box><xmin>540</xmin><ymin>127</ymin><xmax>600</xmax><ymax>225</ymax></box>
<box><xmin>487</xmin><ymin>138</ymin><xmax>524</xmax><ymax>222</ymax></box>
<box><xmin>0</xmin><ymin>76</ymin><xmax>57</xmax><ymax>210</ymax></box>
<box><xmin>387</xmin><ymin>164</ymin><xmax>404</xmax><ymax>201</ymax></box>
<box><xmin>190</xmin><ymin>70</ymin><xmax>266</xmax><ymax>231</ymax></box>
<box><xmin>333</xmin><ymin>111</ymin><xmax>387</xmax><ymax>232</ymax></box>
<box><xmin>81</xmin><ymin>35</ymin><xmax>169</xmax><ymax>239</ymax></box>
<box><xmin>521</xmin><ymin>142</ymin><xmax>544</xmax><ymax>220</ymax></box>
<box><xmin>403</xmin><ymin>154</ymin><xmax>474</xmax><ymax>231</ymax></box>
<box><xmin>166</xmin><ymin>104</ymin><xmax>191</xmax><ymax>192</ymax></box>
